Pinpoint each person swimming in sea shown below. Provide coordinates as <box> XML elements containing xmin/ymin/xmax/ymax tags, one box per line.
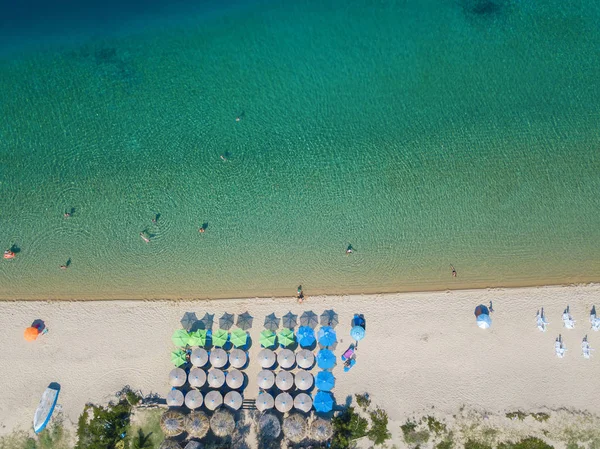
<box><xmin>346</xmin><ymin>244</ymin><xmax>354</xmax><ymax>255</ymax></box>
<box><xmin>450</xmin><ymin>265</ymin><xmax>457</xmax><ymax>277</ymax></box>
<box><xmin>140</xmin><ymin>232</ymin><xmax>150</xmax><ymax>243</ymax></box>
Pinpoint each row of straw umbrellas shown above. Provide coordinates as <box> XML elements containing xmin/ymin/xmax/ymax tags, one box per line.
<box><xmin>160</xmin><ymin>409</ymin><xmax>333</xmax><ymax>447</ymax></box>
<box><xmin>180</xmin><ymin>310</ymin><xmax>338</xmax><ymax>332</ymax></box>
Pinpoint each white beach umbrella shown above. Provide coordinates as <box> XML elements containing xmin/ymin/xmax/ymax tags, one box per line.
<box><xmin>277</xmin><ymin>349</ymin><xmax>295</xmax><ymax>369</ymax></box>
<box><xmin>256</xmin><ymin>392</ymin><xmax>275</xmax><ymax>411</ymax></box>
<box><xmin>275</xmin><ymin>392</ymin><xmax>293</xmax><ymax>413</ymax></box>
<box><xmin>294</xmin><ymin>370</ymin><xmax>313</xmax><ymax>391</ymax></box>
<box><xmin>226</xmin><ymin>369</ymin><xmax>244</xmax><ymax>389</ymax></box>
<box><xmin>188</xmin><ymin>367</ymin><xmax>206</xmax><ymax>388</ymax></box>
<box><xmin>210</xmin><ymin>348</ymin><xmax>228</xmax><ymax>368</ymax></box>
<box><xmin>275</xmin><ymin>370</ymin><xmax>294</xmax><ymax>391</ymax></box>
<box><xmin>169</xmin><ymin>368</ymin><xmax>187</xmax><ymax>387</ymax></box>
<box><xmin>229</xmin><ymin>348</ymin><xmax>247</xmax><ymax>369</ymax></box>
<box><xmin>224</xmin><ymin>390</ymin><xmax>243</xmax><ymax>410</ymax></box>
<box><xmin>257</xmin><ymin>370</ymin><xmax>275</xmax><ymax>389</ymax></box>
<box><xmin>258</xmin><ymin>348</ymin><xmax>276</xmax><ymax>368</ymax></box>
<box><xmin>190</xmin><ymin>348</ymin><xmax>209</xmax><ymax>367</ymax></box>
<box><xmin>296</xmin><ymin>349</ymin><xmax>314</xmax><ymax>369</ymax></box>
<box><xmin>204</xmin><ymin>390</ymin><xmax>223</xmax><ymax>411</ymax></box>
<box><xmin>207</xmin><ymin>368</ymin><xmax>225</xmax><ymax>388</ymax></box>
<box><xmin>166</xmin><ymin>389</ymin><xmax>184</xmax><ymax>407</ymax></box>
<box><xmin>184</xmin><ymin>390</ymin><xmax>203</xmax><ymax>410</ymax></box>
<box><xmin>293</xmin><ymin>393</ymin><xmax>312</xmax><ymax>412</ymax></box>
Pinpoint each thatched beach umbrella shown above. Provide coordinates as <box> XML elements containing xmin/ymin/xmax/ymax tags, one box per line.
<box><xmin>264</xmin><ymin>313</ymin><xmax>280</xmax><ymax>331</ymax></box>
<box><xmin>300</xmin><ymin>311</ymin><xmax>319</xmax><ymax>328</ymax></box>
<box><xmin>185</xmin><ymin>411</ymin><xmax>209</xmax><ymax>439</ymax></box>
<box><xmin>283</xmin><ymin>413</ymin><xmax>307</xmax><ymax>443</ymax></box>
<box><xmin>258</xmin><ymin>412</ymin><xmax>281</xmax><ymax>439</ymax></box>
<box><xmin>282</xmin><ymin>311</ymin><xmax>298</xmax><ymax>329</ymax></box>
<box><xmin>180</xmin><ymin>312</ymin><xmax>198</xmax><ymax>331</ymax></box>
<box><xmin>207</xmin><ymin>368</ymin><xmax>225</xmax><ymax>388</ymax></box>
<box><xmin>275</xmin><ymin>392</ymin><xmax>293</xmax><ymax>413</ymax></box>
<box><xmin>190</xmin><ymin>348</ymin><xmax>208</xmax><ymax>367</ymax></box>
<box><xmin>294</xmin><ymin>370</ymin><xmax>313</xmax><ymax>391</ymax></box>
<box><xmin>188</xmin><ymin>367</ymin><xmax>207</xmax><ymax>388</ymax></box>
<box><xmin>277</xmin><ymin>349</ymin><xmax>295</xmax><ymax>369</ymax></box>
<box><xmin>258</xmin><ymin>349</ymin><xmax>276</xmax><ymax>368</ymax></box>
<box><xmin>293</xmin><ymin>393</ymin><xmax>313</xmax><ymax>413</ymax></box>
<box><xmin>160</xmin><ymin>440</ymin><xmax>182</xmax><ymax>449</ymax></box>
<box><xmin>296</xmin><ymin>349</ymin><xmax>314</xmax><ymax>369</ymax></box>
<box><xmin>209</xmin><ymin>348</ymin><xmax>227</xmax><ymax>368</ymax></box>
<box><xmin>169</xmin><ymin>368</ymin><xmax>187</xmax><ymax>387</ymax></box>
<box><xmin>185</xmin><ymin>390</ymin><xmax>203</xmax><ymax>410</ymax></box>
<box><xmin>219</xmin><ymin>313</ymin><xmax>235</xmax><ymax>330</ymax></box>
<box><xmin>310</xmin><ymin>418</ymin><xmax>333</xmax><ymax>442</ymax></box>
<box><xmin>256</xmin><ymin>392</ymin><xmax>275</xmax><ymax>411</ymax></box>
<box><xmin>224</xmin><ymin>391</ymin><xmax>243</xmax><ymax>410</ymax></box>
<box><xmin>204</xmin><ymin>391</ymin><xmax>223</xmax><ymax>411</ymax></box>
<box><xmin>257</xmin><ymin>370</ymin><xmax>275</xmax><ymax>389</ymax></box>
<box><xmin>226</xmin><ymin>369</ymin><xmax>244</xmax><ymax>389</ymax></box>
<box><xmin>166</xmin><ymin>389</ymin><xmax>184</xmax><ymax>407</ymax></box>
<box><xmin>276</xmin><ymin>371</ymin><xmax>294</xmax><ymax>391</ymax></box>
<box><xmin>237</xmin><ymin>311</ymin><xmax>253</xmax><ymax>330</ymax></box>
<box><xmin>200</xmin><ymin>313</ymin><xmax>214</xmax><ymax>330</ymax></box>
<box><xmin>229</xmin><ymin>348</ymin><xmax>247</xmax><ymax>369</ymax></box>
<box><xmin>320</xmin><ymin>310</ymin><xmax>338</xmax><ymax>327</ymax></box>
<box><xmin>210</xmin><ymin>409</ymin><xmax>235</xmax><ymax>437</ymax></box>
<box><xmin>160</xmin><ymin>410</ymin><xmax>185</xmax><ymax>437</ymax></box>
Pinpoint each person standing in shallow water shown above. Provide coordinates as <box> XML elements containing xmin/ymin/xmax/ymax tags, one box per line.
<box><xmin>450</xmin><ymin>265</ymin><xmax>457</xmax><ymax>277</ymax></box>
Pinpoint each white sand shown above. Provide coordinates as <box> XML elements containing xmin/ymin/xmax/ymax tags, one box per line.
<box><xmin>1</xmin><ymin>284</ymin><xmax>599</xmax><ymax>444</ymax></box>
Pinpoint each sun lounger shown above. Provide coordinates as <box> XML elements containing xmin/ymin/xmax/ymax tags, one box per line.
<box><xmin>562</xmin><ymin>312</ymin><xmax>575</xmax><ymax>329</ymax></box>
<box><xmin>555</xmin><ymin>339</ymin><xmax>566</xmax><ymax>358</ymax></box>
<box><xmin>590</xmin><ymin>314</ymin><xmax>600</xmax><ymax>331</ymax></box>
<box><xmin>343</xmin><ymin>358</ymin><xmax>356</xmax><ymax>372</ymax></box>
<box><xmin>341</xmin><ymin>345</ymin><xmax>355</xmax><ymax>362</ymax></box>
<box><xmin>536</xmin><ymin>310</ymin><xmax>549</xmax><ymax>332</ymax></box>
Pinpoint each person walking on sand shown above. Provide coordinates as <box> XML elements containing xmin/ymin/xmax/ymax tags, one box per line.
<box><xmin>450</xmin><ymin>265</ymin><xmax>457</xmax><ymax>277</ymax></box>
<box><xmin>297</xmin><ymin>285</ymin><xmax>304</xmax><ymax>304</ymax></box>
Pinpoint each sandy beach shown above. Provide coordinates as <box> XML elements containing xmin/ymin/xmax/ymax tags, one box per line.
<box><xmin>1</xmin><ymin>284</ymin><xmax>599</xmax><ymax>445</ymax></box>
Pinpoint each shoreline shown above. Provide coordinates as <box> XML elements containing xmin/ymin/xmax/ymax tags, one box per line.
<box><xmin>1</xmin><ymin>279</ymin><xmax>599</xmax><ymax>302</ymax></box>
<box><xmin>1</xmin><ymin>283</ymin><xmax>599</xmax><ymax>442</ymax></box>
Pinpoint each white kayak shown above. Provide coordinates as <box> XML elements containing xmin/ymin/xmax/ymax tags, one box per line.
<box><xmin>33</xmin><ymin>384</ymin><xmax>60</xmax><ymax>434</ymax></box>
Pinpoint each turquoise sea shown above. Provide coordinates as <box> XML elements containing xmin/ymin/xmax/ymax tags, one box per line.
<box><xmin>1</xmin><ymin>0</ymin><xmax>599</xmax><ymax>300</ymax></box>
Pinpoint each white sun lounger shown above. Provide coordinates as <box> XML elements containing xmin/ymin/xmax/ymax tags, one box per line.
<box><xmin>555</xmin><ymin>340</ymin><xmax>566</xmax><ymax>358</ymax></box>
<box><xmin>582</xmin><ymin>338</ymin><xmax>592</xmax><ymax>359</ymax></box>
<box><xmin>562</xmin><ymin>312</ymin><xmax>575</xmax><ymax>329</ymax></box>
<box><xmin>536</xmin><ymin>310</ymin><xmax>549</xmax><ymax>332</ymax></box>
<box><xmin>590</xmin><ymin>315</ymin><xmax>600</xmax><ymax>331</ymax></box>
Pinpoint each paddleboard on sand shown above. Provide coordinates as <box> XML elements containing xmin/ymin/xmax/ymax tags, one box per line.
<box><xmin>33</xmin><ymin>383</ymin><xmax>60</xmax><ymax>434</ymax></box>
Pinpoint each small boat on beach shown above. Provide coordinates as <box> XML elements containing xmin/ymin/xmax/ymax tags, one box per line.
<box><xmin>33</xmin><ymin>383</ymin><xmax>60</xmax><ymax>434</ymax></box>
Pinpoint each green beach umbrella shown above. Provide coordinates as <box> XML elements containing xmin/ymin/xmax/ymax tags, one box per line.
<box><xmin>211</xmin><ymin>329</ymin><xmax>229</xmax><ymax>347</ymax></box>
<box><xmin>171</xmin><ymin>349</ymin><xmax>187</xmax><ymax>367</ymax></box>
<box><xmin>188</xmin><ymin>329</ymin><xmax>207</xmax><ymax>347</ymax></box>
<box><xmin>278</xmin><ymin>328</ymin><xmax>295</xmax><ymax>347</ymax></box>
<box><xmin>260</xmin><ymin>330</ymin><xmax>277</xmax><ymax>348</ymax></box>
<box><xmin>171</xmin><ymin>329</ymin><xmax>190</xmax><ymax>347</ymax></box>
<box><xmin>230</xmin><ymin>328</ymin><xmax>248</xmax><ymax>348</ymax></box>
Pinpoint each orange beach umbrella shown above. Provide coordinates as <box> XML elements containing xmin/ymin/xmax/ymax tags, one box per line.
<box><xmin>24</xmin><ymin>327</ymin><xmax>39</xmax><ymax>341</ymax></box>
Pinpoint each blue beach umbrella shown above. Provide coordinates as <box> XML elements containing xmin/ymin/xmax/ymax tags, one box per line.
<box><xmin>476</xmin><ymin>314</ymin><xmax>492</xmax><ymax>329</ymax></box>
<box><xmin>318</xmin><ymin>326</ymin><xmax>337</xmax><ymax>347</ymax></box>
<box><xmin>313</xmin><ymin>391</ymin><xmax>334</xmax><ymax>413</ymax></box>
<box><xmin>316</xmin><ymin>349</ymin><xmax>336</xmax><ymax>369</ymax></box>
<box><xmin>297</xmin><ymin>326</ymin><xmax>316</xmax><ymax>347</ymax></box>
<box><xmin>350</xmin><ymin>326</ymin><xmax>365</xmax><ymax>341</ymax></box>
<box><xmin>315</xmin><ymin>371</ymin><xmax>335</xmax><ymax>391</ymax></box>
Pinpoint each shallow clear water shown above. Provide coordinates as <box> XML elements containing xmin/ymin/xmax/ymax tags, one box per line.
<box><xmin>1</xmin><ymin>0</ymin><xmax>599</xmax><ymax>299</ymax></box>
